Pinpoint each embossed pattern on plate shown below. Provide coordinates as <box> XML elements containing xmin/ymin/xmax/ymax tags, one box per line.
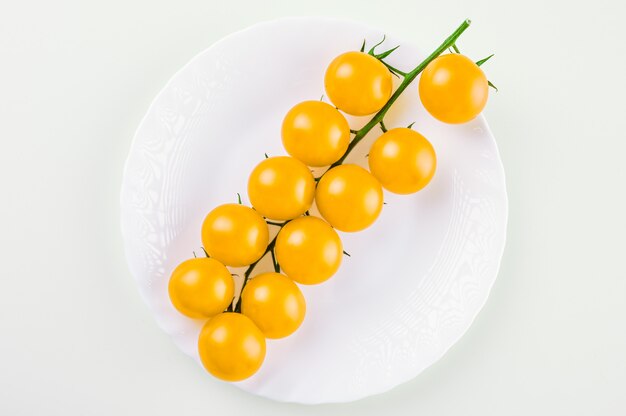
<box><xmin>121</xmin><ymin>17</ymin><xmax>508</xmax><ymax>404</ymax></box>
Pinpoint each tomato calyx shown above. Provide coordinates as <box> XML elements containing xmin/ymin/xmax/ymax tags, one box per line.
<box><xmin>363</xmin><ymin>35</ymin><xmax>406</xmax><ymax>78</ymax></box>
<box><xmin>449</xmin><ymin>43</ymin><xmax>498</xmax><ymax>91</ymax></box>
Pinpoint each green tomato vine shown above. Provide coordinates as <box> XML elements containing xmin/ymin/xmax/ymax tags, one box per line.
<box><xmin>220</xmin><ymin>18</ymin><xmax>477</xmax><ymax>313</ymax></box>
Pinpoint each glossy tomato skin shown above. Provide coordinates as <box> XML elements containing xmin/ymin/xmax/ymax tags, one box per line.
<box><xmin>282</xmin><ymin>100</ymin><xmax>350</xmax><ymax>167</ymax></box>
<box><xmin>315</xmin><ymin>164</ymin><xmax>383</xmax><ymax>232</ymax></box>
<box><xmin>198</xmin><ymin>313</ymin><xmax>266</xmax><ymax>382</ymax></box>
<box><xmin>324</xmin><ymin>51</ymin><xmax>393</xmax><ymax>116</ymax></box>
<box><xmin>418</xmin><ymin>53</ymin><xmax>488</xmax><ymax>124</ymax></box>
<box><xmin>275</xmin><ymin>216</ymin><xmax>342</xmax><ymax>285</ymax></box>
<box><xmin>368</xmin><ymin>128</ymin><xmax>437</xmax><ymax>194</ymax></box>
<box><xmin>247</xmin><ymin>156</ymin><xmax>315</xmax><ymax>221</ymax></box>
<box><xmin>241</xmin><ymin>272</ymin><xmax>306</xmax><ymax>339</ymax></box>
<box><xmin>168</xmin><ymin>257</ymin><xmax>234</xmax><ymax>319</ymax></box>
<box><xmin>201</xmin><ymin>204</ymin><xmax>269</xmax><ymax>267</ymax></box>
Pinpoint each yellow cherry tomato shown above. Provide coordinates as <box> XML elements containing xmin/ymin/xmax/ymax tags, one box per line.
<box><xmin>281</xmin><ymin>100</ymin><xmax>350</xmax><ymax>167</ymax></box>
<box><xmin>198</xmin><ymin>312</ymin><xmax>266</xmax><ymax>382</ymax></box>
<box><xmin>315</xmin><ymin>164</ymin><xmax>383</xmax><ymax>232</ymax></box>
<box><xmin>275</xmin><ymin>216</ymin><xmax>342</xmax><ymax>285</ymax></box>
<box><xmin>418</xmin><ymin>53</ymin><xmax>488</xmax><ymax>124</ymax></box>
<box><xmin>241</xmin><ymin>272</ymin><xmax>306</xmax><ymax>339</ymax></box>
<box><xmin>201</xmin><ymin>204</ymin><xmax>269</xmax><ymax>267</ymax></box>
<box><xmin>168</xmin><ymin>257</ymin><xmax>234</xmax><ymax>319</ymax></box>
<box><xmin>324</xmin><ymin>51</ymin><xmax>393</xmax><ymax>116</ymax></box>
<box><xmin>368</xmin><ymin>128</ymin><xmax>437</xmax><ymax>194</ymax></box>
<box><xmin>248</xmin><ymin>156</ymin><xmax>315</xmax><ymax>220</ymax></box>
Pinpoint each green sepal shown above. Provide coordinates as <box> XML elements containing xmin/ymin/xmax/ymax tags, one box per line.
<box><xmin>476</xmin><ymin>54</ymin><xmax>494</xmax><ymax>66</ymax></box>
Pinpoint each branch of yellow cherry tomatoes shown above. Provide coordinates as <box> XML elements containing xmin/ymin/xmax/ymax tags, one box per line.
<box><xmin>167</xmin><ymin>19</ymin><xmax>495</xmax><ymax>382</ymax></box>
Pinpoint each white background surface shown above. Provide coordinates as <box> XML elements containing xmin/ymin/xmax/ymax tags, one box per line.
<box><xmin>0</xmin><ymin>0</ymin><xmax>624</xmax><ymax>414</ymax></box>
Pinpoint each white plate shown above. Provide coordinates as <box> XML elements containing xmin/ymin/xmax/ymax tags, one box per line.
<box><xmin>120</xmin><ymin>17</ymin><xmax>508</xmax><ymax>404</ymax></box>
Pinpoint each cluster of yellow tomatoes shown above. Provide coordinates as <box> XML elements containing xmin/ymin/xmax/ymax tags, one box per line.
<box><xmin>167</xmin><ymin>39</ymin><xmax>489</xmax><ymax>382</ymax></box>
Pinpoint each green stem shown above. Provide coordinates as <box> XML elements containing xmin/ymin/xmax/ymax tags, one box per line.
<box><xmin>231</xmin><ymin>19</ymin><xmax>472</xmax><ymax>314</ymax></box>
<box><xmin>234</xmin><ymin>231</ymin><xmax>279</xmax><ymax>312</ymax></box>
<box><xmin>270</xmin><ymin>248</ymin><xmax>280</xmax><ymax>273</ymax></box>
<box><xmin>331</xmin><ymin>19</ymin><xmax>471</xmax><ymax>167</ymax></box>
<box><xmin>265</xmin><ymin>220</ymin><xmax>285</xmax><ymax>226</ymax></box>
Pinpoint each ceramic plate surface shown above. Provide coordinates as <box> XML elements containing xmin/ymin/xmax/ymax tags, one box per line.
<box><xmin>121</xmin><ymin>17</ymin><xmax>508</xmax><ymax>404</ymax></box>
